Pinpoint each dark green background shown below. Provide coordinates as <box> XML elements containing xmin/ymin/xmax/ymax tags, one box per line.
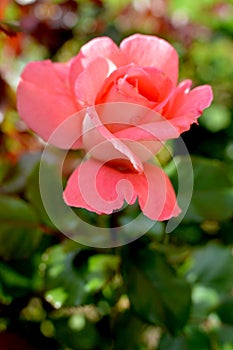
<box><xmin>0</xmin><ymin>0</ymin><xmax>233</xmax><ymax>349</ymax></box>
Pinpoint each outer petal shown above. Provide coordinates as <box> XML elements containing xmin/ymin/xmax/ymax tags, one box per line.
<box><xmin>63</xmin><ymin>158</ymin><xmax>134</xmax><ymax>214</ymax></box>
<box><xmin>63</xmin><ymin>158</ymin><xmax>181</xmax><ymax>221</ymax></box>
<box><xmin>17</xmin><ymin>60</ymin><xmax>83</xmax><ymax>148</ymax></box>
<box><xmin>79</xmin><ymin>36</ymin><xmax>126</xmax><ymax>67</ymax></box>
<box><xmin>69</xmin><ymin>36</ymin><xmax>126</xmax><ymax>90</ymax></box>
<box><xmin>136</xmin><ymin>163</ymin><xmax>181</xmax><ymax>221</ymax></box>
<box><xmin>120</xmin><ymin>34</ymin><xmax>179</xmax><ymax>85</ymax></box>
<box><xmin>75</xmin><ymin>57</ymin><xmax>114</xmax><ymax>105</ymax></box>
<box><xmin>164</xmin><ymin>81</ymin><xmax>213</xmax><ymax>133</ymax></box>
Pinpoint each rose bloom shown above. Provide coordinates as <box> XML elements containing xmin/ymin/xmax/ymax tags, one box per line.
<box><xmin>17</xmin><ymin>34</ymin><xmax>213</xmax><ymax>220</ymax></box>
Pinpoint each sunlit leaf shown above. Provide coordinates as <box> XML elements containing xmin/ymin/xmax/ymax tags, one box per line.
<box><xmin>201</xmin><ymin>104</ymin><xmax>231</xmax><ymax>133</ymax></box>
<box><xmin>43</xmin><ymin>245</ymin><xmax>120</xmax><ymax>307</ymax></box>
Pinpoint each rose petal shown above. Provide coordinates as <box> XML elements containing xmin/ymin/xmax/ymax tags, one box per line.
<box><xmin>80</xmin><ymin>36</ymin><xmax>126</xmax><ymax>67</ymax></box>
<box><xmin>75</xmin><ymin>57</ymin><xmax>115</xmax><ymax>105</ymax></box>
<box><xmin>83</xmin><ymin>106</ymin><xmax>144</xmax><ymax>172</ymax></box>
<box><xmin>83</xmin><ymin>113</ymin><xmax>164</xmax><ymax>163</ymax></box>
<box><xmin>69</xmin><ymin>36</ymin><xmax>126</xmax><ymax>90</ymax></box>
<box><xmin>63</xmin><ymin>158</ymin><xmax>134</xmax><ymax>214</ymax></box>
<box><xmin>63</xmin><ymin>158</ymin><xmax>181</xmax><ymax>221</ymax></box>
<box><xmin>96</xmin><ymin>65</ymin><xmax>173</xmax><ymax>110</ymax></box>
<box><xmin>17</xmin><ymin>60</ymin><xmax>83</xmax><ymax>148</ymax></box>
<box><xmin>120</xmin><ymin>34</ymin><xmax>179</xmax><ymax>85</ymax></box>
<box><xmin>83</xmin><ymin>99</ymin><xmax>178</xmax><ymax>165</ymax></box>
<box><xmin>114</xmin><ymin>120</ymin><xmax>180</xmax><ymax>141</ymax></box>
<box><xmin>164</xmin><ymin>81</ymin><xmax>213</xmax><ymax>133</ymax></box>
<box><xmin>136</xmin><ymin>163</ymin><xmax>181</xmax><ymax>221</ymax></box>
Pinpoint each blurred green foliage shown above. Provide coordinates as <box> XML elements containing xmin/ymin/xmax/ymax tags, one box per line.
<box><xmin>0</xmin><ymin>0</ymin><xmax>233</xmax><ymax>349</ymax></box>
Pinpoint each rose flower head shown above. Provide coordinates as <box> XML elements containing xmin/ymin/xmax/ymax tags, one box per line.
<box><xmin>17</xmin><ymin>34</ymin><xmax>213</xmax><ymax>221</ymax></box>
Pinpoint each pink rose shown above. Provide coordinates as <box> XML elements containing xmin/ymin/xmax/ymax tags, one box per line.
<box><xmin>17</xmin><ymin>34</ymin><xmax>213</xmax><ymax>221</ymax></box>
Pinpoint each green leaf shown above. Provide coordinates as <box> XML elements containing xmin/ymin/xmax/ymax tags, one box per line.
<box><xmin>214</xmin><ymin>325</ymin><xmax>233</xmax><ymax>348</ymax></box>
<box><xmin>158</xmin><ymin>328</ymin><xmax>211</xmax><ymax>350</ymax></box>
<box><xmin>172</xmin><ymin>224</ymin><xmax>202</xmax><ymax>245</ymax></box>
<box><xmin>191</xmin><ymin>285</ymin><xmax>219</xmax><ymax>321</ymax></box>
<box><xmin>43</xmin><ymin>245</ymin><xmax>86</xmax><ymax>307</ymax></box>
<box><xmin>25</xmin><ymin>163</ymin><xmax>56</xmax><ymax>228</ymax></box>
<box><xmin>37</xmin><ymin>154</ymin><xmax>83</xmax><ymax>238</ymax></box>
<box><xmin>186</xmin><ymin>328</ymin><xmax>211</xmax><ymax>350</ymax></box>
<box><xmin>43</xmin><ymin>246</ymin><xmax>119</xmax><ymax>307</ymax></box>
<box><xmin>0</xmin><ymin>158</ymin><xmax>11</xmax><ymax>184</ymax></box>
<box><xmin>53</xmin><ymin>316</ymin><xmax>99</xmax><ymax>350</ymax></box>
<box><xmin>0</xmin><ymin>261</ymin><xmax>33</xmax><ymax>300</ymax></box>
<box><xmin>169</xmin><ymin>157</ymin><xmax>233</xmax><ymax>222</ymax></box>
<box><xmin>123</xmin><ymin>248</ymin><xmax>191</xmax><ymax>335</ymax></box>
<box><xmin>187</xmin><ymin>244</ymin><xmax>233</xmax><ymax>292</ymax></box>
<box><xmin>113</xmin><ymin>311</ymin><xmax>148</xmax><ymax>350</ymax></box>
<box><xmin>0</xmin><ymin>195</ymin><xmax>42</xmax><ymax>260</ymax></box>
<box><xmin>0</xmin><ymin>152</ymin><xmax>41</xmax><ymax>194</ymax></box>
<box><xmin>200</xmin><ymin>104</ymin><xmax>231</xmax><ymax>133</ymax></box>
<box><xmin>87</xmin><ymin>254</ymin><xmax>120</xmax><ymax>292</ymax></box>
<box><xmin>216</xmin><ymin>297</ymin><xmax>233</xmax><ymax>326</ymax></box>
<box><xmin>158</xmin><ymin>334</ymin><xmax>187</xmax><ymax>350</ymax></box>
